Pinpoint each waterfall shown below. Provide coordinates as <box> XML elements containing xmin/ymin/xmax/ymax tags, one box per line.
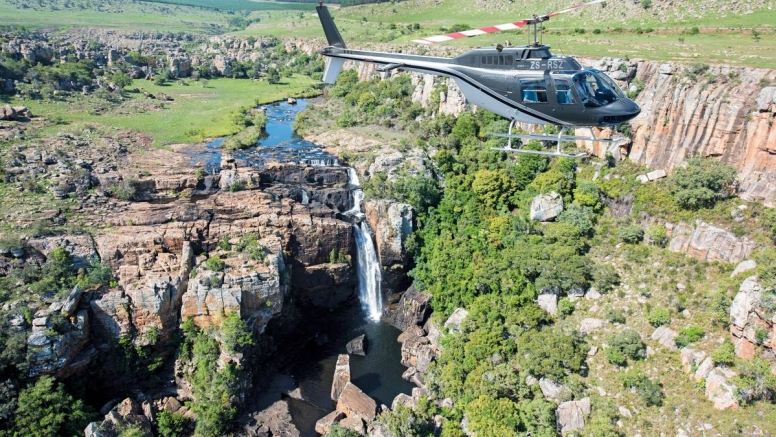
<box><xmin>347</xmin><ymin>167</ymin><xmax>360</xmax><ymax>186</ymax></box>
<box><xmin>354</xmin><ymin>221</ymin><xmax>383</xmax><ymax>321</ymax></box>
<box><xmin>345</xmin><ymin>167</ymin><xmax>364</xmax><ymax>217</ymax></box>
<box><xmin>301</xmin><ymin>189</ymin><xmax>309</xmax><ymax>205</ymax></box>
<box><xmin>347</xmin><ymin>166</ymin><xmax>382</xmax><ymax>321</ymax></box>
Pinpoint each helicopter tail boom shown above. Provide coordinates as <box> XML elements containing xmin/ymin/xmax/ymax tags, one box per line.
<box><xmin>316</xmin><ymin>5</ymin><xmax>346</xmax><ymax>49</ymax></box>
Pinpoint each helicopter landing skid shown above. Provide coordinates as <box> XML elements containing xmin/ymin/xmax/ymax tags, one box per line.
<box><xmin>490</xmin><ymin>146</ymin><xmax>588</xmax><ymax>158</ymax></box>
<box><xmin>489</xmin><ymin>121</ymin><xmax>624</xmax><ymax>158</ymax></box>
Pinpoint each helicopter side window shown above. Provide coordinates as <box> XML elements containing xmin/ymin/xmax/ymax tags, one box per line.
<box><xmin>554</xmin><ymin>79</ymin><xmax>574</xmax><ymax>105</ymax></box>
<box><xmin>505</xmin><ymin>55</ymin><xmax>513</xmax><ymax>66</ymax></box>
<box><xmin>519</xmin><ymin>78</ymin><xmax>548</xmax><ymax>104</ymax></box>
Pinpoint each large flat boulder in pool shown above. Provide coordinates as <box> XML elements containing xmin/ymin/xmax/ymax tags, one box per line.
<box><xmin>336</xmin><ymin>382</ymin><xmax>377</xmax><ymax>422</ymax></box>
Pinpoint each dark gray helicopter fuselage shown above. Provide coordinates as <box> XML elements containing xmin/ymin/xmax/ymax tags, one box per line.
<box><xmin>316</xmin><ymin>5</ymin><xmax>640</xmax><ymax>128</ymax></box>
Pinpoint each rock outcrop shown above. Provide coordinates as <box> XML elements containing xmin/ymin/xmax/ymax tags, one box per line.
<box><xmin>667</xmin><ymin>220</ymin><xmax>756</xmax><ymax>264</ymax></box>
<box><xmin>530</xmin><ymin>192</ymin><xmax>564</xmax><ymax>222</ymax></box>
<box><xmin>556</xmin><ymin>397</ymin><xmax>591</xmax><ymax>434</ymax></box>
<box><xmin>602</xmin><ymin>61</ymin><xmax>776</xmax><ymax>206</ymax></box>
<box><xmin>390</xmin><ymin>285</ymin><xmax>431</xmax><ymax>331</ymax></box>
<box><xmin>729</xmin><ymin>276</ymin><xmax>774</xmax><ymax>360</ymax></box>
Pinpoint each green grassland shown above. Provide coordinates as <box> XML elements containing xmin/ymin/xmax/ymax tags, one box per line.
<box><xmin>143</xmin><ymin>0</ymin><xmax>316</xmax><ymax>11</ymax></box>
<box><xmin>0</xmin><ymin>0</ymin><xmax>259</xmax><ymax>33</ymax></box>
<box><xmin>239</xmin><ymin>0</ymin><xmax>776</xmax><ymax>68</ymax></box>
<box><xmin>12</xmin><ymin>76</ymin><xmax>319</xmax><ymax>146</ymax></box>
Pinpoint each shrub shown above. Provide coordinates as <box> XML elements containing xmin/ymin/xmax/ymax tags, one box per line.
<box><xmin>620</xmin><ymin>370</ymin><xmax>664</xmax><ymax>406</ymax></box>
<box><xmin>675</xmin><ymin>325</ymin><xmax>705</xmax><ymax>348</ymax></box>
<box><xmin>205</xmin><ymin>256</ymin><xmax>224</xmax><ymax>272</ymax></box>
<box><xmin>605</xmin><ymin>308</ymin><xmax>626</xmax><ymax>324</ymax></box>
<box><xmin>111</xmin><ymin>178</ymin><xmax>142</xmax><ymax>201</ymax></box>
<box><xmin>618</xmin><ymin>225</ymin><xmax>644</xmax><ymax>244</ymax></box>
<box><xmin>558</xmin><ymin>298</ymin><xmax>575</xmax><ymax>318</ymax></box>
<box><xmin>218</xmin><ymin>238</ymin><xmax>232</xmax><ymax>251</ymax></box>
<box><xmin>592</xmin><ymin>264</ymin><xmax>620</xmax><ymax>293</ymax></box>
<box><xmin>647</xmin><ymin>307</ymin><xmax>670</xmax><ymax>327</ymax></box>
<box><xmin>221</xmin><ymin>312</ymin><xmax>253</xmax><ymax>354</ymax></box>
<box><xmin>669</xmin><ymin>157</ymin><xmax>737</xmax><ymax>209</ymax></box>
<box><xmin>155</xmin><ymin>410</ymin><xmax>189</xmax><ymax>437</ymax></box>
<box><xmin>711</xmin><ymin>340</ymin><xmax>736</xmax><ymax>366</ymax></box>
<box><xmin>646</xmin><ymin>225</ymin><xmax>668</xmax><ymax>247</ymax></box>
<box><xmin>734</xmin><ymin>357</ymin><xmax>776</xmax><ymax>405</ymax></box>
<box><xmin>608</xmin><ymin>329</ymin><xmax>646</xmax><ymax>365</ymax></box>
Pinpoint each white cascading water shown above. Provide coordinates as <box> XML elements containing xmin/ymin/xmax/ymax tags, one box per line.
<box><xmin>345</xmin><ymin>167</ymin><xmax>364</xmax><ymax>217</ymax></box>
<box><xmin>301</xmin><ymin>189</ymin><xmax>309</xmax><ymax>205</ymax></box>
<box><xmin>354</xmin><ymin>221</ymin><xmax>383</xmax><ymax>321</ymax></box>
<box><xmin>347</xmin><ymin>167</ymin><xmax>383</xmax><ymax>321</ymax></box>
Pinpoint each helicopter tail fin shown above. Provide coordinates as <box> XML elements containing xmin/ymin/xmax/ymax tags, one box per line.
<box><xmin>316</xmin><ymin>5</ymin><xmax>347</xmax><ymax>49</ymax></box>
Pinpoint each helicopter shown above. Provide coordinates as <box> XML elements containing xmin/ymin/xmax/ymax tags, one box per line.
<box><xmin>315</xmin><ymin>0</ymin><xmax>641</xmax><ymax>158</ymax></box>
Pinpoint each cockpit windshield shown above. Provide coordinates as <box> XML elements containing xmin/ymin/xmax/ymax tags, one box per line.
<box><xmin>572</xmin><ymin>69</ymin><xmax>625</xmax><ymax>108</ymax></box>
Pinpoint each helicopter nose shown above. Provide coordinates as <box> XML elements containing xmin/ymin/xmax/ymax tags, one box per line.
<box><xmin>597</xmin><ymin>98</ymin><xmax>641</xmax><ymax>125</ymax></box>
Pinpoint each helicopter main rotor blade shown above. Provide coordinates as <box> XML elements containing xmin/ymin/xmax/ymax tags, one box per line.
<box><xmin>412</xmin><ymin>0</ymin><xmax>607</xmax><ymax>45</ymax></box>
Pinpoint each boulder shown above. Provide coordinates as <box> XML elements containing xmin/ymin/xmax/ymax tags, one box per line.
<box><xmin>0</xmin><ymin>104</ymin><xmax>15</xmax><ymax>121</ymax></box>
<box><xmin>331</xmin><ymin>354</ymin><xmax>351</xmax><ymax>401</ymax></box>
<box><xmin>60</xmin><ymin>285</ymin><xmax>83</xmax><ymax>317</ymax></box>
<box><xmin>556</xmin><ymin>397</ymin><xmax>591</xmax><ymax>434</ymax></box>
<box><xmin>443</xmin><ymin>308</ymin><xmax>468</xmax><ymax>333</ymax></box>
<box><xmin>346</xmin><ymin>334</ymin><xmax>367</xmax><ymax>356</ymax></box>
<box><xmin>694</xmin><ymin>357</ymin><xmax>714</xmax><ymax>382</ymax></box>
<box><xmin>251</xmin><ymin>400</ymin><xmax>300</xmax><ymax>436</ymax></box>
<box><xmin>538</xmin><ymin>293</ymin><xmax>558</xmax><ymax>316</ymax></box>
<box><xmin>336</xmin><ymin>382</ymin><xmax>377</xmax><ymax>422</ymax></box>
<box><xmin>705</xmin><ymin>367</ymin><xmax>739</xmax><ymax>410</ymax></box>
<box><xmin>539</xmin><ymin>378</ymin><xmax>568</xmax><ymax>401</ymax></box>
<box><xmin>392</xmin><ymin>393</ymin><xmax>414</xmax><ymax>411</ymax></box>
<box><xmin>390</xmin><ymin>285</ymin><xmax>431</xmax><ymax>331</ymax></box>
<box><xmin>579</xmin><ymin>318</ymin><xmax>605</xmax><ymax>335</ymax></box>
<box><xmin>339</xmin><ymin>416</ymin><xmax>365</xmax><ymax>434</ymax></box>
<box><xmin>730</xmin><ymin>259</ymin><xmax>757</xmax><ymax>278</ymax></box>
<box><xmin>530</xmin><ymin>192</ymin><xmax>564</xmax><ymax>221</ymax></box>
<box><xmin>314</xmin><ymin>411</ymin><xmax>344</xmax><ymax>435</ymax></box>
<box><xmin>397</xmin><ymin>325</ymin><xmax>425</xmax><ymax>343</ymax></box>
<box><xmin>651</xmin><ymin>326</ymin><xmax>678</xmax><ymax>350</ymax></box>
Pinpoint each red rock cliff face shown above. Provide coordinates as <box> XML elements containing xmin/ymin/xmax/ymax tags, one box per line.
<box><xmin>625</xmin><ymin>62</ymin><xmax>776</xmax><ymax>206</ymax></box>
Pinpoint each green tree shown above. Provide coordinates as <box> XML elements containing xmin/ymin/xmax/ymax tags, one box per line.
<box><xmin>13</xmin><ymin>376</ymin><xmax>90</xmax><ymax>437</ymax></box>
<box><xmin>517</xmin><ymin>327</ymin><xmax>587</xmax><ymax>381</ymax></box>
<box><xmin>266</xmin><ymin>67</ymin><xmax>281</xmax><ymax>84</ymax></box>
<box><xmin>110</xmin><ymin>71</ymin><xmax>133</xmax><ymax>90</ymax></box>
<box><xmin>620</xmin><ymin>370</ymin><xmax>664</xmax><ymax>406</ymax></box>
<box><xmin>618</xmin><ymin>224</ymin><xmax>644</xmax><ymax>244</ymax></box>
<box><xmin>155</xmin><ymin>410</ymin><xmax>189</xmax><ymax>437</ymax></box>
<box><xmin>670</xmin><ymin>157</ymin><xmax>737</xmax><ymax>209</ymax></box>
<box><xmin>464</xmin><ymin>395</ymin><xmax>522</xmax><ymax>436</ymax></box>
<box><xmin>221</xmin><ymin>312</ymin><xmax>253</xmax><ymax>354</ymax></box>
<box><xmin>607</xmin><ymin>329</ymin><xmax>646</xmax><ymax>365</ymax></box>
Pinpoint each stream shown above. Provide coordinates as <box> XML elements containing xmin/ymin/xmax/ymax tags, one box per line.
<box><xmin>190</xmin><ymin>99</ymin><xmax>414</xmax><ymax>435</ymax></box>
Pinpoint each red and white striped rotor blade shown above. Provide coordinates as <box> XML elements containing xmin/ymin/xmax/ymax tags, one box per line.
<box><xmin>547</xmin><ymin>0</ymin><xmax>607</xmax><ymax>18</ymax></box>
<box><xmin>412</xmin><ymin>0</ymin><xmax>607</xmax><ymax>45</ymax></box>
<box><xmin>412</xmin><ymin>19</ymin><xmax>529</xmax><ymax>44</ymax></box>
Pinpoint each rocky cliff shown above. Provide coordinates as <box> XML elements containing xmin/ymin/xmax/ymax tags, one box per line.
<box><xmin>625</xmin><ymin>62</ymin><xmax>776</xmax><ymax>207</ymax></box>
